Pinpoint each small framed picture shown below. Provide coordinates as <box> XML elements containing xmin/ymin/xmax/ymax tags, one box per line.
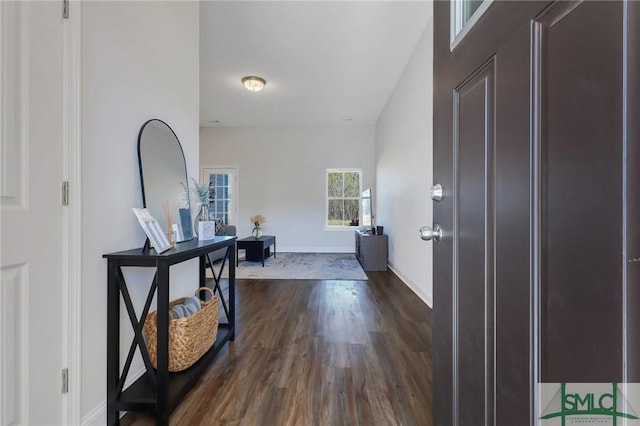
<box><xmin>198</xmin><ymin>220</ymin><xmax>216</xmax><ymax>241</ymax></box>
<box><xmin>132</xmin><ymin>208</ymin><xmax>172</xmax><ymax>253</ymax></box>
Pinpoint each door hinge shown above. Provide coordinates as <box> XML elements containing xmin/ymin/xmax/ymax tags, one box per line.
<box><xmin>62</xmin><ymin>0</ymin><xmax>69</xmax><ymax>19</ymax></box>
<box><xmin>61</xmin><ymin>368</ymin><xmax>69</xmax><ymax>393</ymax></box>
<box><xmin>62</xmin><ymin>181</ymin><xmax>69</xmax><ymax>206</ymax></box>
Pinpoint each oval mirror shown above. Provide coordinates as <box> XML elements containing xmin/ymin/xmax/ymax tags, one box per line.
<box><xmin>138</xmin><ymin>119</ymin><xmax>193</xmax><ymax>243</ymax></box>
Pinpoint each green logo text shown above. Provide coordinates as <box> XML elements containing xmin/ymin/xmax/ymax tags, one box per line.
<box><xmin>541</xmin><ymin>383</ymin><xmax>639</xmax><ymax>425</ymax></box>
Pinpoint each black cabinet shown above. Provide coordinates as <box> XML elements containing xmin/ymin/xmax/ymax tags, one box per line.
<box><xmin>355</xmin><ymin>230</ymin><xmax>388</xmax><ymax>271</ymax></box>
<box><xmin>103</xmin><ymin>236</ymin><xmax>236</xmax><ymax>425</ymax></box>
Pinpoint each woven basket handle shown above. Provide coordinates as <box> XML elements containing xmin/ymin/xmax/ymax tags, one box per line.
<box><xmin>195</xmin><ymin>286</ymin><xmax>214</xmax><ymax>301</ymax></box>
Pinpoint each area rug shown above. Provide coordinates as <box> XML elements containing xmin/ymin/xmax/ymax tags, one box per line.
<box><xmin>217</xmin><ymin>252</ymin><xmax>368</xmax><ymax>280</ymax></box>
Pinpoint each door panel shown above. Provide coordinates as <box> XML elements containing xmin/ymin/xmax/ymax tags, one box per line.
<box><xmin>434</xmin><ymin>3</ymin><xmax>544</xmax><ymax>424</ymax></box>
<box><xmin>454</xmin><ymin>59</ymin><xmax>495</xmax><ymax>426</ymax></box>
<box><xmin>534</xmin><ymin>1</ymin><xmax>624</xmax><ymax>382</ymax></box>
<box><xmin>627</xmin><ymin>1</ymin><xmax>640</xmax><ymax>381</ymax></box>
<box><xmin>0</xmin><ymin>1</ymin><xmax>23</xmax><ymax>207</ymax></box>
<box><xmin>0</xmin><ymin>2</ymin><xmax>64</xmax><ymax>423</ymax></box>
<box><xmin>433</xmin><ymin>1</ymin><xmax>638</xmax><ymax>424</ymax></box>
<box><xmin>493</xmin><ymin>11</ymin><xmax>534</xmax><ymax>423</ymax></box>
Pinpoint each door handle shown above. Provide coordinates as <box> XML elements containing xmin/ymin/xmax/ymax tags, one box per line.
<box><xmin>420</xmin><ymin>224</ymin><xmax>442</xmax><ymax>242</ymax></box>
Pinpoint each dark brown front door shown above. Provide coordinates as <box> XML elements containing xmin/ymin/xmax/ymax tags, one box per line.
<box><xmin>433</xmin><ymin>1</ymin><xmax>640</xmax><ymax>424</ymax></box>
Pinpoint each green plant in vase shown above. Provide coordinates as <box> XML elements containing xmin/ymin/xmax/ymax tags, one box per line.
<box><xmin>188</xmin><ymin>178</ymin><xmax>214</xmax><ymax>235</ymax></box>
<box><xmin>191</xmin><ymin>178</ymin><xmax>211</xmax><ymax>207</ymax></box>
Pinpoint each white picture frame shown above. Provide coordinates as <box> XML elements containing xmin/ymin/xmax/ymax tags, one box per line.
<box><xmin>198</xmin><ymin>220</ymin><xmax>216</xmax><ymax>241</ymax></box>
<box><xmin>132</xmin><ymin>208</ymin><xmax>172</xmax><ymax>253</ymax></box>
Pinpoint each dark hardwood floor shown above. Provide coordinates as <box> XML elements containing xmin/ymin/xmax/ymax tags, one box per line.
<box><xmin>122</xmin><ymin>270</ymin><xmax>432</xmax><ymax>425</ymax></box>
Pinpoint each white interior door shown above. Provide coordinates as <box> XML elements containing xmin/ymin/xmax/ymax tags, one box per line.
<box><xmin>1</xmin><ymin>2</ymin><xmax>65</xmax><ymax>424</ymax></box>
<box><xmin>201</xmin><ymin>166</ymin><xmax>238</xmax><ymax>225</ymax></box>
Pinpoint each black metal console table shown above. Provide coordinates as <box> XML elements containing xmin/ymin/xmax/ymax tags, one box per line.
<box><xmin>103</xmin><ymin>236</ymin><xmax>236</xmax><ymax>425</ymax></box>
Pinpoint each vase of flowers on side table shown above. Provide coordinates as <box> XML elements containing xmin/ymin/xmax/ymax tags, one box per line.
<box><xmin>191</xmin><ymin>178</ymin><xmax>214</xmax><ymax>236</ymax></box>
<box><xmin>250</xmin><ymin>214</ymin><xmax>264</xmax><ymax>239</ymax></box>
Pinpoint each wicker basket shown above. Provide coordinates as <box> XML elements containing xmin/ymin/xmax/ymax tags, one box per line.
<box><xmin>144</xmin><ymin>287</ymin><xmax>219</xmax><ymax>372</ymax></box>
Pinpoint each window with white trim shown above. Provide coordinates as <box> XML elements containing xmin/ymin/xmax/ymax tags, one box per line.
<box><xmin>202</xmin><ymin>167</ymin><xmax>237</xmax><ymax>225</ymax></box>
<box><xmin>450</xmin><ymin>0</ymin><xmax>494</xmax><ymax>51</ymax></box>
<box><xmin>326</xmin><ymin>169</ymin><xmax>361</xmax><ymax>228</ymax></box>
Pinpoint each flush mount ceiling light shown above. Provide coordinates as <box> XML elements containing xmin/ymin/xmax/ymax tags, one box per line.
<box><xmin>241</xmin><ymin>76</ymin><xmax>266</xmax><ymax>92</ymax></box>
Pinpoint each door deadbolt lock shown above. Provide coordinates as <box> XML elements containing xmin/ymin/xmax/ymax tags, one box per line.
<box><xmin>431</xmin><ymin>184</ymin><xmax>443</xmax><ymax>202</ymax></box>
<box><xmin>420</xmin><ymin>224</ymin><xmax>442</xmax><ymax>242</ymax></box>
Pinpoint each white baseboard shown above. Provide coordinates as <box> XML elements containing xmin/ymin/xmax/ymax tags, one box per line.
<box><xmin>81</xmin><ymin>400</ymin><xmax>105</xmax><ymax>425</ymax></box>
<box><xmin>81</xmin><ymin>367</ymin><xmax>146</xmax><ymax>425</ymax></box>
<box><xmin>388</xmin><ymin>264</ymin><xmax>433</xmax><ymax>308</ymax></box>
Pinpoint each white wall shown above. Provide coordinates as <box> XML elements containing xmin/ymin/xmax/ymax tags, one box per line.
<box><xmin>375</xmin><ymin>18</ymin><xmax>433</xmax><ymax>306</ymax></box>
<box><xmin>80</xmin><ymin>2</ymin><xmax>199</xmax><ymax>422</ymax></box>
<box><xmin>200</xmin><ymin>126</ymin><xmax>375</xmax><ymax>252</ymax></box>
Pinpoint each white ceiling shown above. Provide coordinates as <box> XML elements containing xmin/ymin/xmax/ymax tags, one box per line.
<box><xmin>200</xmin><ymin>1</ymin><xmax>432</xmax><ymax>127</ymax></box>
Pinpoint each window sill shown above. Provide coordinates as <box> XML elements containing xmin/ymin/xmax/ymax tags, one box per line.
<box><xmin>324</xmin><ymin>226</ymin><xmax>360</xmax><ymax>232</ymax></box>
